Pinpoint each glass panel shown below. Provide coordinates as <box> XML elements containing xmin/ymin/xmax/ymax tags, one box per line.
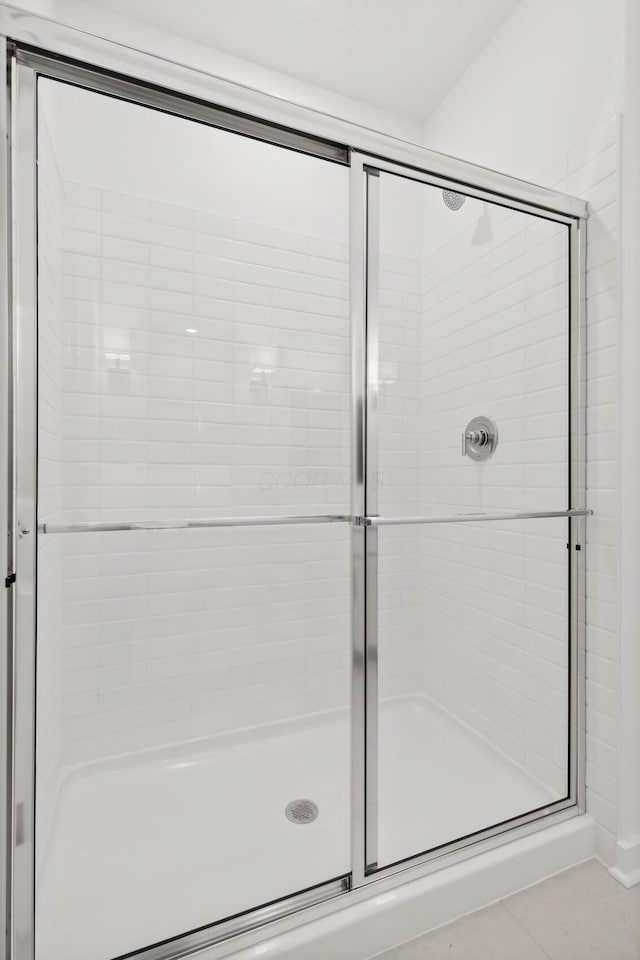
<box><xmin>377</xmin><ymin>172</ymin><xmax>570</xmax><ymax>519</ymax></box>
<box><xmin>36</xmin><ymin>79</ymin><xmax>350</xmax><ymax>960</ymax></box>
<box><xmin>37</xmin><ymin>525</ymin><xmax>350</xmax><ymax>960</ymax></box>
<box><xmin>373</xmin><ymin>170</ymin><xmax>571</xmax><ymax>869</ymax></box>
<box><xmin>39</xmin><ymin>80</ymin><xmax>350</xmax><ymax>528</ymax></box>
<box><xmin>377</xmin><ymin>519</ymin><xmax>569</xmax><ymax>868</ymax></box>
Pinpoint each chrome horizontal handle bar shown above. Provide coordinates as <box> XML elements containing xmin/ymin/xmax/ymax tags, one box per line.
<box><xmin>356</xmin><ymin>508</ymin><xmax>592</xmax><ymax>527</ymax></box>
<box><xmin>39</xmin><ymin>508</ymin><xmax>592</xmax><ymax>534</ymax></box>
<box><xmin>39</xmin><ymin>514</ymin><xmax>352</xmax><ymax>534</ymax></box>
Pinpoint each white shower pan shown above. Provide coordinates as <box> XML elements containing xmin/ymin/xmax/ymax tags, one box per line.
<box><xmin>36</xmin><ymin>695</ymin><xmax>557</xmax><ymax>960</ymax></box>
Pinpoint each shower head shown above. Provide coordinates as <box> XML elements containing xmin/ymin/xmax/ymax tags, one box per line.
<box><xmin>442</xmin><ymin>189</ymin><xmax>465</xmax><ymax>211</ymax></box>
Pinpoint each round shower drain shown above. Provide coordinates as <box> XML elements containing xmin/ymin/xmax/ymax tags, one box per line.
<box><xmin>285</xmin><ymin>799</ymin><xmax>319</xmax><ymax>824</ymax></box>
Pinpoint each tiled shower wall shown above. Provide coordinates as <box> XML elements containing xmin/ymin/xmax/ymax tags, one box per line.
<box><xmin>49</xmin><ymin>181</ymin><xmax>423</xmax><ymax>767</ymax></box>
<box><xmin>377</xmin><ymin>252</ymin><xmax>424</xmax><ymax>700</ymax></box>
<box><xmin>36</xmin><ymin>118</ymin><xmax>64</xmax><ymax>852</ymax></box>
<box><xmin>39</xmin><ymin>118</ymin><xmax>619</xmax><ymax>852</ymax></box>
<box><xmin>58</xmin><ymin>184</ymin><xmax>352</xmax><ymax>522</ymax></box>
<box><xmin>416</xmin><ymin>118</ymin><xmax>619</xmax><ymax>820</ymax></box>
<box><xmin>420</xmin><ymin>209</ymin><xmax>568</xmax><ymax>516</ymax></box>
<box><xmin>52</xmin><ymin>182</ymin><xmax>355</xmax><ymax>765</ymax></box>
<box><xmin>416</xmin><ymin>202</ymin><xmax>570</xmax><ymax>795</ymax></box>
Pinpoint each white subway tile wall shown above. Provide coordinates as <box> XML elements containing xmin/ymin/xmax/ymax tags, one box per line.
<box><xmin>36</xmin><ymin>117</ymin><xmax>64</xmax><ymax>861</ymax></box>
<box><xmin>414</xmin><ymin>117</ymin><xmax>618</xmax><ymax>838</ymax></box>
<box><xmin>411</xmin><ymin>188</ymin><xmax>571</xmax><ymax>797</ymax></box>
<box><xmin>59</xmin><ymin>525</ymin><xmax>350</xmax><ymax>763</ymax></box>
<box><xmin>420</xmin><ymin>202</ymin><xmax>569</xmax><ymax>516</ymax></box>
<box><xmin>58</xmin><ymin>183</ymin><xmax>351</xmax><ymax>524</ymax></box>
<box><xmin>375</xmin><ymin>120</ymin><xmax>618</xmax><ymax>810</ymax></box>
<box><xmin>417</xmin><ymin>519</ymin><xmax>569</xmax><ymax>796</ymax></box>
<box><xmin>377</xmin><ymin>252</ymin><xmax>425</xmax><ymax>699</ymax></box>
<box><xmin>51</xmin><ymin>182</ymin><xmax>353</xmax><ymax>766</ymax></box>
<box><xmin>37</xmin><ymin>115</ymin><xmax>619</xmax><ymax>860</ymax></box>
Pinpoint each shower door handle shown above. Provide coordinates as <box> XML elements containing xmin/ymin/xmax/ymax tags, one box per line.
<box><xmin>39</xmin><ymin>514</ymin><xmax>352</xmax><ymax>534</ymax></box>
<box><xmin>131</xmin><ymin>520</ymin><xmax>189</xmax><ymax>530</ymax></box>
<box><xmin>356</xmin><ymin>508</ymin><xmax>592</xmax><ymax>527</ymax></box>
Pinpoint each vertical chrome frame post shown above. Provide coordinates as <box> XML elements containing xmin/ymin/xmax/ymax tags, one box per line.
<box><xmin>11</xmin><ymin>60</ymin><xmax>38</xmax><ymax>960</ymax></box>
<box><xmin>1</xmin><ymin>37</ymin><xmax>12</xmax><ymax>960</ymax></box>
<box><xmin>349</xmin><ymin>154</ymin><xmax>367</xmax><ymax>889</ymax></box>
<box><xmin>569</xmin><ymin>216</ymin><xmax>588</xmax><ymax>810</ymax></box>
<box><xmin>363</xmin><ymin>169</ymin><xmax>380</xmax><ymax>873</ymax></box>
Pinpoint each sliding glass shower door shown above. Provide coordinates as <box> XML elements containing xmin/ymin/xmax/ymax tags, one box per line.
<box><xmin>359</xmin><ymin>161</ymin><xmax>584</xmax><ymax>873</ymax></box>
<box><xmin>26</xmin><ymin>73</ymin><xmax>352</xmax><ymax>960</ymax></box>
<box><xmin>11</xmin><ymin>47</ymin><xmax>586</xmax><ymax>960</ymax></box>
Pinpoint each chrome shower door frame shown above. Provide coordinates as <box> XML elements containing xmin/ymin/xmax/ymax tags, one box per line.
<box><xmin>7</xmin><ymin>50</ymin><xmax>354</xmax><ymax>960</ymax></box>
<box><xmin>0</xmin><ymin>37</ymin><xmax>12</xmax><ymax>960</ymax></box>
<box><xmin>351</xmin><ymin>151</ymin><xmax>588</xmax><ymax>883</ymax></box>
<box><xmin>3</xmin><ymin>28</ymin><xmax>587</xmax><ymax>960</ymax></box>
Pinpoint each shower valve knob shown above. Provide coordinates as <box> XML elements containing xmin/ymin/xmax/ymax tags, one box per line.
<box><xmin>465</xmin><ymin>429</ymin><xmax>488</xmax><ymax>447</ymax></box>
<box><xmin>462</xmin><ymin>416</ymin><xmax>498</xmax><ymax>461</ymax></box>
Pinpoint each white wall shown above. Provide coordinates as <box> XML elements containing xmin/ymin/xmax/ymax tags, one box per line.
<box><xmin>6</xmin><ymin>0</ymin><xmax>421</xmax><ymax>144</ymax></box>
<box><xmin>421</xmin><ymin>0</ymin><xmax>624</xmax><ymax>185</ymax></box>
<box><xmin>0</xmin><ymin>0</ymin><xmax>58</xmax><ymax>14</ymax></box>
<box><xmin>615</xmin><ymin>0</ymin><xmax>640</xmax><ymax>888</ymax></box>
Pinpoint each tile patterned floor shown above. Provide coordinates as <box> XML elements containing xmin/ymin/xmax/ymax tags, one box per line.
<box><xmin>375</xmin><ymin>860</ymin><xmax>640</xmax><ymax>959</ymax></box>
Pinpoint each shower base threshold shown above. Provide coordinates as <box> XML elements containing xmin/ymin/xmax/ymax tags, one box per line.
<box><xmin>36</xmin><ymin>695</ymin><xmax>558</xmax><ymax>960</ymax></box>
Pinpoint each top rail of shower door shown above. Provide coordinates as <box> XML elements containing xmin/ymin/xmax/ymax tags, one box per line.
<box><xmin>38</xmin><ymin>508</ymin><xmax>592</xmax><ymax>534</ymax></box>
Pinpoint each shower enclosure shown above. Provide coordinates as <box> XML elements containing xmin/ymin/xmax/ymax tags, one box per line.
<box><xmin>4</xmin><ymin>40</ymin><xmax>588</xmax><ymax>960</ymax></box>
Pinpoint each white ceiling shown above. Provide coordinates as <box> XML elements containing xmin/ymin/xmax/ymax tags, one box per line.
<box><xmin>81</xmin><ymin>0</ymin><xmax>521</xmax><ymax>121</ymax></box>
